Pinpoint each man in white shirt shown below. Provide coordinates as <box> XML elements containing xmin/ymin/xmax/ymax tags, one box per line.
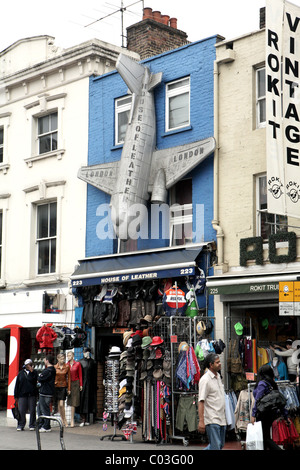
<box><xmin>270</xmin><ymin>339</ymin><xmax>297</xmax><ymax>382</ymax></box>
<box><xmin>198</xmin><ymin>353</ymin><xmax>226</xmax><ymax>450</ymax></box>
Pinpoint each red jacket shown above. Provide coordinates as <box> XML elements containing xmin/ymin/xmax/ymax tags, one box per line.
<box><xmin>36</xmin><ymin>325</ymin><xmax>57</xmax><ymax>349</ymax></box>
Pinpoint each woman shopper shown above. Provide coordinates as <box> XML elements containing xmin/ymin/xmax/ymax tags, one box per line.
<box><xmin>14</xmin><ymin>359</ymin><xmax>38</xmax><ymax>431</ymax></box>
<box><xmin>251</xmin><ymin>364</ymin><xmax>289</xmax><ymax>450</ymax></box>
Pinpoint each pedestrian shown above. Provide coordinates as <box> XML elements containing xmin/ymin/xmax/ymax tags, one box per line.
<box><xmin>37</xmin><ymin>354</ymin><xmax>56</xmax><ymax>432</ymax></box>
<box><xmin>14</xmin><ymin>359</ymin><xmax>38</xmax><ymax>431</ymax></box>
<box><xmin>251</xmin><ymin>364</ymin><xmax>289</xmax><ymax>450</ymax></box>
<box><xmin>270</xmin><ymin>339</ymin><xmax>298</xmax><ymax>382</ymax></box>
<box><xmin>198</xmin><ymin>353</ymin><xmax>227</xmax><ymax>450</ymax></box>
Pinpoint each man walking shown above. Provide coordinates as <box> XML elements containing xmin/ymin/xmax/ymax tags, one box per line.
<box><xmin>198</xmin><ymin>353</ymin><xmax>227</xmax><ymax>450</ymax></box>
<box><xmin>37</xmin><ymin>354</ymin><xmax>56</xmax><ymax>432</ymax></box>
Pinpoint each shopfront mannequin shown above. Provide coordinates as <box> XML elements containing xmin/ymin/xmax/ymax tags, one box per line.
<box><xmin>66</xmin><ymin>351</ymin><xmax>82</xmax><ymax>427</ymax></box>
<box><xmin>54</xmin><ymin>353</ymin><xmax>71</xmax><ymax>427</ymax></box>
<box><xmin>79</xmin><ymin>347</ymin><xmax>97</xmax><ymax>426</ymax></box>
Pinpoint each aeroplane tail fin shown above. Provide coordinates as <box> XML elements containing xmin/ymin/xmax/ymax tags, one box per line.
<box><xmin>116</xmin><ymin>53</ymin><xmax>146</xmax><ymax>95</ymax></box>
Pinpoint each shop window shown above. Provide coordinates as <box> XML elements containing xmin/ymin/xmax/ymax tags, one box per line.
<box><xmin>0</xmin><ymin>127</ymin><xmax>3</xmax><ymax>163</ymax></box>
<box><xmin>37</xmin><ymin>201</ymin><xmax>57</xmax><ymax>275</ymax></box>
<box><xmin>37</xmin><ymin>112</ymin><xmax>58</xmax><ymax>155</ymax></box>
<box><xmin>170</xmin><ymin>179</ymin><xmax>193</xmax><ymax>246</ymax></box>
<box><xmin>115</xmin><ymin>95</ymin><xmax>132</xmax><ymax>145</ymax></box>
<box><xmin>166</xmin><ymin>77</ymin><xmax>190</xmax><ymax>132</ymax></box>
<box><xmin>256</xmin><ymin>174</ymin><xmax>287</xmax><ymax>240</ymax></box>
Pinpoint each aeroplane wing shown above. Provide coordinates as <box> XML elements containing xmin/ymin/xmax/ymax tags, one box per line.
<box><xmin>77</xmin><ymin>161</ymin><xmax>119</xmax><ymax>196</ymax></box>
<box><xmin>148</xmin><ymin>137</ymin><xmax>216</xmax><ymax>192</ymax></box>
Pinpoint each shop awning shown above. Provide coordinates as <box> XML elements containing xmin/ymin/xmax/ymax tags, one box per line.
<box><xmin>70</xmin><ymin>244</ymin><xmax>209</xmax><ymax>287</ymax></box>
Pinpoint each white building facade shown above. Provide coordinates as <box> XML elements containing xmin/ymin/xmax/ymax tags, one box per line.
<box><xmin>0</xmin><ymin>35</ymin><xmax>139</xmax><ymax>414</ymax></box>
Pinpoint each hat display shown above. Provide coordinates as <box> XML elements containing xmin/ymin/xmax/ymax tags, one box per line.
<box><xmin>151</xmin><ymin>336</ymin><xmax>164</xmax><ymax>347</ymax></box>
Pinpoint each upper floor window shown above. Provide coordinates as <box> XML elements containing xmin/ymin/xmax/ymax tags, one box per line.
<box><xmin>38</xmin><ymin>112</ymin><xmax>58</xmax><ymax>155</ymax></box>
<box><xmin>115</xmin><ymin>95</ymin><xmax>132</xmax><ymax>145</ymax></box>
<box><xmin>170</xmin><ymin>179</ymin><xmax>193</xmax><ymax>246</ymax></box>
<box><xmin>0</xmin><ymin>127</ymin><xmax>3</xmax><ymax>163</ymax></box>
<box><xmin>257</xmin><ymin>174</ymin><xmax>287</xmax><ymax>240</ymax></box>
<box><xmin>37</xmin><ymin>202</ymin><xmax>57</xmax><ymax>275</ymax></box>
<box><xmin>166</xmin><ymin>77</ymin><xmax>190</xmax><ymax>132</ymax></box>
<box><xmin>0</xmin><ymin>211</ymin><xmax>2</xmax><ymax>278</ymax></box>
<box><xmin>256</xmin><ymin>67</ymin><xmax>266</xmax><ymax>128</ymax></box>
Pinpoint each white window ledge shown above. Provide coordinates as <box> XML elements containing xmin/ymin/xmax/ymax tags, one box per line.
<box><xmin>0</xmin><ymin>163</ymin><xmax>10</xmax><ymax>174</ymax></box>
<box><xmin>24</xmin><ymin>149</ymin><xmax>65</xmax><ymax>167</ymax></box>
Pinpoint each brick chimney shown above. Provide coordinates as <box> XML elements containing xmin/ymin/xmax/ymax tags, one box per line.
<box><xmin>126</xmin><ymin>7</ymin><xmax>190</xmax><ymax>60</ymax></box>
<box><xmin>259</xmin><ymin>7</ymin><xmax>265</xmax><ymax>29</ymax></box>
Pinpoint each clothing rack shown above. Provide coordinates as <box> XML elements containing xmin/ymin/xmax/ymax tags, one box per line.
<box><xmin>154</xmin><ymin>315</ymin><xmax>215</xmax><ymax>446</ymax></box>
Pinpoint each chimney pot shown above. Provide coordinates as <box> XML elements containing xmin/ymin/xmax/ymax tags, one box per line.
<box><xmin>161</xmin><ymin>15</ymin><xmax>170</xmax><ymax>26</ymax></box>
<box><xmin>170</xmin><ymin>17</ymin><xmax>177</xmax><ymax>29</ymax></box>
<box><xmin>143</xmin><ymin>7</ymin><xmax>153</xmax><ymax>20</ymax></box>
<box><xmin>152</xmin><ymin>10</ymin><xmax>162</xmax><ymax>22</ymax></box>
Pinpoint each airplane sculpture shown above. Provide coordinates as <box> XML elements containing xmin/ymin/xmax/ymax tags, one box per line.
<box><xmin>78</xmin><ymin>53</ymin><xmax>215</xmax><ymax>239</ymax></box>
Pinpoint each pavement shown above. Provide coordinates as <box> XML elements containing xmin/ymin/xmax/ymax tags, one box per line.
<box><xmin>0</xmin><ymin>411</ymin><xmax>243</xmax><ymax>453</ymax></box>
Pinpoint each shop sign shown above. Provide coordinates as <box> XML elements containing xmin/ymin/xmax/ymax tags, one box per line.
<box><xmin>71</xmin><ymin>266</ymin><xmax>195</xmax><ymax>287</ymax></box>
<box><xmin>266</xmin><ymin>0</ymin><xmax>300</xmax><ymax>218</ymax></box>
<box><xmin>208</xmin><ymin>282</ymin><xmax>279</xmax><ymax>296</ymax></box>
<box><xmin>279</xmin><ymin>281</ymin><xmax>300</xmax><ymax>315</ymax></box>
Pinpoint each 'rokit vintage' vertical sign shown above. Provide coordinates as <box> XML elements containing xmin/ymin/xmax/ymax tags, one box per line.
<box><xmin>266</xmin><ymin>0</ymin><xmax>300</xmax><ymax>218</ymax></box>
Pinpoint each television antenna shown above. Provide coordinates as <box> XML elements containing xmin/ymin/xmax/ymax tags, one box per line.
<box><xmin>85</xmin><ymin>0</ymin><xmax>144</xmax><ymax>48</ymax></box>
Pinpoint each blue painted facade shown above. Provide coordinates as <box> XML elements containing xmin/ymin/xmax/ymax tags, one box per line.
<box><xmin>85</xmin><ymin>36</ymin><xmax>219</xmax><ymax>313</ymax></box>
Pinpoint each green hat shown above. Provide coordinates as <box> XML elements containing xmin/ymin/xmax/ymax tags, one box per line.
<box><xmin>141</xmin><ymin>336</ymin><xmax>152</xmax><ymax>349</ymax></box>
<box><xmin>234</xmin><ymin>322</ymin><xmax>243</xmax><ymax>336</ymax></box>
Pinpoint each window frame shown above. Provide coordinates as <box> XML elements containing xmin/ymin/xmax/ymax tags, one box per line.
<box><xmin>165</xmin><ymin>77</ymin><xmax>190</xmax><ymax>132</ymax></box>
<box><xmin>256</xmin><ymin>174</ymin><xmax>288</xmax><ymax>240</ymax></box>
<box><xmin>36</xmin><ymin>201</ymin><xmax>57</xmax><ymax>275</ymax></box>
<box><xmin>37</xmin><ymin>112</ymin><xmax>58</xmax><ymax>155</ymax></box>
<box><xmin>115</xmin><ymin>95</ymin><xmax>132</xmax><ymax>146</ymax></box>
<box><xmin>0</xmin><ymin>211</ymin><xmax>2</xmax><ymax>279</ymax></box>
<box><xmin>169</xmin><ymin>178</ymin><xmax>193</xmax><ymax>246</ymax></box>
<box><xmin>256</xmin><ymin>66</ymin><xmax>266</xmax><ymax>128</ymax></box>
<box><xmin>0</xmin><ymin>127</ymin><xmax>3</xmax><ymax>164</ymax></box>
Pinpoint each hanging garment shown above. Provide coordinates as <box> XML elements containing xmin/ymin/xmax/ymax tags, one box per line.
<box><xmin>163</xmin><ymin>286</ymin><xmax>187</xmax><ymax>316</ymax></box>
<box><xmin>36</xmin><ymin>324</ymin><xmax>57</xmax><ymax>349</ymax></box>
<box><xmin>234</xmin><ymin>389</ymin><xmax>254</xmax><ymax>432</ymax></box>
<box><xmin>175</xmin><ymin>395</ymin><xmax>198</xmax><ymax>432</ymax></box>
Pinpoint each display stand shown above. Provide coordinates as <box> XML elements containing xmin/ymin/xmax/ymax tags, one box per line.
<box><xmin>154</xmin><ymin>314</ymin><xmax>215</xmax><ymax>446</ymax></box>
<box><xmin>101</xmin><ymin>357</ymin><xmax>126</xmax><ymax>441</ymax></box>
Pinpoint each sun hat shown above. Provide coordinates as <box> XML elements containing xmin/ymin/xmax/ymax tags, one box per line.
<box><xmin>141</xmin><ymin>336</ymin><xmax>152</xmax><ymax>349</ymax></box>
<box><xmin>234</xmin><ymin>322</ymin><xmax>243</xmax><ymax>336</ymax></box>
<box><xmin>123</xmin><ymin>331</ymin><xmax>132</xmax><ymax>347</ymax></box>
<box><xmin>151</xmin><ymin>336</ymin><xmax>164</xmax><ymax>347</ymax></box>
<box><xmin>196</xmin><ymin>321</ymin><xmax>206</xmax><ymax>336</ymax></box>
<box><xmin>178</xmin><ymin>341</ymin><xmax>189</xmax><ymax>353</ymax></box>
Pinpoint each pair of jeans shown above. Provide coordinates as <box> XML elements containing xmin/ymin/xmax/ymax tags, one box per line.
<box><xmin>204</xmin><ymin>424</ymin><xmax>226</xmax><ymax>450</ymax></box>
<box><xmin>37</xmin><ymin>395</ymin><xmax>52</xmax><ymax>430</ymax></box>
<box><xmin>17</xmin><ymin>395</ymin><xmax>37</xmax><ymax>429</ymax></box>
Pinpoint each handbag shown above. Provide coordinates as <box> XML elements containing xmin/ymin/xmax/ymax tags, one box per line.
<box><xmin>227</xmin><ymin>340</ymin><xmax>243</xmax><ymax>374</ymax></box>
<box><xmin>246</xmin><ymin>421</ymin><xmax>264</xmax><ymax>450</ymax></box>
<box><xmin>11</xmin><ymin>401</ymin><xmax>21</xmax><ymax>421</ymax></box>
<box><xmin>256</xmin><ymin>389</ymin><xmax>287</xmax><ymax>420</ymax></box>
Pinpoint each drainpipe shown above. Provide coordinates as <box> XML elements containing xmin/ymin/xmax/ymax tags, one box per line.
<box><xmin>212</xmin><ymin>59</ymin><xmax>225</xmax><ymax>267</ymax></box>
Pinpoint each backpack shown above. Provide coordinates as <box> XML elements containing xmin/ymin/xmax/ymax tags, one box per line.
<box><xmin>256</xmin><ymin>388</ymin><xmax>287</xmax><ymax>420</ymax></box>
